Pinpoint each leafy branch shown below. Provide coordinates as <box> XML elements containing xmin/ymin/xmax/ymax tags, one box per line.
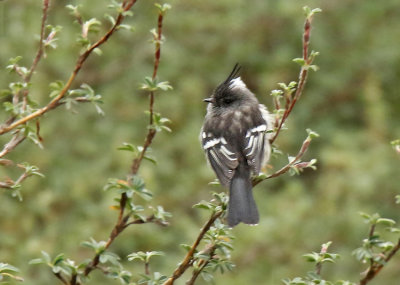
<box><xmin>0</xmin><ymin>162</ymin><xmax>44</xmax><ymax>200</ymax></box>
<box><xmin>164</xmin><ymin>211</ymin><xmax>224</xmax><ymax>285</ymax></box>
<box><xmin>250</xmin><ymin>7</ymin><xmax>323</xmax><ymax>187</ymax></box>
<box><xmin>283</xmin><ymin>198</ymin><xmax>400</xmax><ymax>285</ymax></box>
<box><xmin>0</xmin><ymin>262</ymin><xmax>24</xmax><ymax>283</ymax></box>
<box><xmin>76</xmin><ymin>3</ymin><xmax>172</xmax><ymax>284</ymax></box>
<box><xmin>253</xmin><ymin>129</ymin><xmax>319</xmax><ymax>187</ymax></box>
<box><xmin>23</xmin><ymin>2</ymin><xmax>172</xmax><ymax>285</ymax></box>
<box><xmin>356</xmin><ymin>212</ymin><xmax>400</xmax><ymax>285</ymax></box>
<box><xmin>0</xmin><ymin>0</ymin><xmax>50</xmax><ymax>159</ymax></box>
<box><xmin>162</xmin><ymin>193</ymin><xmax>233</xmax><ymax>285</ymax></box>
<box><xmin>1</xmin><ymin>0</ymin><xmax>139</xmax><ymax>196</ymax></box>
<box><xmin>269</xmin><ymin>7</ymin><xmax>321</xmax><ymax>145</ymax></box>
<box><xmin>0</xmin><ymin>0</ymin><xmax>137</xmax><ymax>136</ymax></box>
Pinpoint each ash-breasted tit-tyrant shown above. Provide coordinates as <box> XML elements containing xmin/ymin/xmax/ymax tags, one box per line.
<box><xmin>201</xmin><ymin>64</ymin><xmax>273</xmax><ymax>227</ymax></box>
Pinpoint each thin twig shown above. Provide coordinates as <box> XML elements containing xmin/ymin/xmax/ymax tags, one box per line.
<box><xmin>0</xmin><ymin>0</ymin><xmax>137</xmax><ymax>136</ymax></box>
<box><xmin>25</xmin><ymin>0</ymin><xmax>49</xmax><ymax>83</ymax></box>
<box><xmin>0</xmin><ymin>168</ymin><xmax>30</xmax><ymax>190</ymax></box>
<box><xmin>0</xmin><ymin>132</ymin><xmax>25</xmax><ymax>158</ymax></box>
<box><xmin>163</xmin><ymin>211</ymin><xmax>223</xmax><ymax>285</ymax></box>
<box><xmin>269</xmin><ymin>13</ymin><xmax>314</xmax><ymax>145</ymax></box>
<box><xmin>130</xmin><ymin>10</ymin><xmax>164</xmax><ymax>175</ymax></box>
<box><xmin>253</xmin><ymin>135</ymin><xmax>312</xmax><ymax>187</ymax></box>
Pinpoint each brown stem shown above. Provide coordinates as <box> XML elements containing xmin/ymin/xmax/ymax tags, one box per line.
<box><xmin>0</xmin><ymin>0</ymin><xmax>137</xmax><ymax>136</ymax></box>
<box><xmin>269</xmin><ymin>15</ymin><xmax>313</xmax><ymax>145</ymax></box>
<box><xmin>145</xmin><ymin>262</ymin><xmax>150</xmax><ymax>275</ymax></box>
<box><xmin>368</xmin><ymin>224</ymin><xmax>376</xmax><ymax>238</ymax></box>
<box><xmin>83</xmin><ymin>194</ymin><xmax>128</xmax><ymax>277</ymax></box>
<box><xmin>54</xmin><ymin>272</ymin><xmax>68</xmax><ymax>285</ymax></box>
<box><xmin>0</xmin><ymin>132</ymin><xmax>26</xmax><ymax>158</ymax></box>
<box><xmin>164</xmin><ymin>211</ymin><xmax>223</xmax><ymax>285</ymax></box>
<box><xmin>130</xmin><ymin>10</ymin><xmax>164</xmax><ymax>174</ymax></box>
<box><xmin>25</xmin><ymin>0</ymin><xmax>49</xmax><ymax>83</ymax></box>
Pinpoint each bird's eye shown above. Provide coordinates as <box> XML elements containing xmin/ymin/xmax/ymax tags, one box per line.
<box><xmin>223</xmin><ymin>98</ymin><xmax>234</xmax><ymax>105</ymax></box>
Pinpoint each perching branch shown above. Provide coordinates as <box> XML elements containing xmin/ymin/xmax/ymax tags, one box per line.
<box><xmin>163</xmin><ymin>211</ymin><xmax>223</xmax><ymax>285</ymax></box>
<box><xmin>253</xmin><ymin>130</ymin><xmax>317</xmax><ymax>187</ymax></box>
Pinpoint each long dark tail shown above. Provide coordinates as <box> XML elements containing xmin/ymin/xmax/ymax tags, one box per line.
<box><xmin>227</xmin><ymin>163</ymin><xmax>259</xmax><ymax>227</ymax></box>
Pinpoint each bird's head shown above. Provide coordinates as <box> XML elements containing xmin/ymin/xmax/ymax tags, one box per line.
<box><xmin>204</xmin><ymin>64</ymin><xmax>257</xmax><ymax>109</ymax></box>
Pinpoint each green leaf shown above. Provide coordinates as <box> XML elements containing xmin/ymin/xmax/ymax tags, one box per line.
<box><xmin>377</xmin><ymin>218</ymin><xmax>396</xmax><ymax>227</ymax></box>
<box><xmin>0</xmin><ymin>263</ymin><xmax>24</xmax><ymax>282</ymax></box>
<box><xmin>180</xmin><ymin>244</ymin><xmax>192</xmax><ymax>252</ymax></box>
<box><xmin>303</xmin><ymin>253</ymin><xmax>320</xmax><ymax>263</ymax></box>
<box><xmin>140</xmin><ymin>77</ymin><xmax>172</xmax><ymax>92</ymax></box>
<box><xmin>49</xmin><ymin>80</ymin><xmax>65</xmax><ymax>98</ymax></box>
<box><xmin>155</xmin><ymin>3</ymin><xmax>172</xmax><ymax>14</ymax></box>
<box><xmin>81</xmin><ymin>238</ymin><xmax>107</xmax><ymax>254</ymax></box>
<box><xmin>99</xmin><ymin>251</ymin><xmax>120</xmax><ymax>265</ymax></box>
<box><xmin>306</xmin><ymin>128</ymin><xmax>320</xmax><ymax>139</ymax></box>
<box><xmin>127</xmin><ymin>251</ymin><xmax>164</xmax><ymax>263</ymax></box>
<box><xmin>293</xmin><ymin>58</ymin><xmax>306</xmax><ymax>66</ymax></box>
<box><xmin>303</xmin><ymin>6</ymin><xmax>322</xmax><ymax>18</ymax></box>
<box><xmin>104</xmin><ymin>13</ymin><xmax>116</xmax><ymax>25</ymax></box>
<box><xmin>193</xmin><ymin>201</ymin><xmax>213</xmax><ymax>210</ymax></box>
<box><xmin>156</xmin><ymin>81</ymin><xmax>173</xmax><ymax>91</ymax></box>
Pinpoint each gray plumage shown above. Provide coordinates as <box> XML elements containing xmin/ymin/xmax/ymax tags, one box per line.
<box><xmin>201</xmin><ymin>64</ymin><xmax>272</xmax><ymax>227</ymax></box>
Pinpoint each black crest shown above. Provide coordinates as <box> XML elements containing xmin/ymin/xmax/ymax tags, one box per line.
<box><xmin>223</xmin><ymin>63</ymin><xmax>241</xmax><ymax>85</ymax></box>
<box><xmin>214</xmin><ymin>63</ymin><xmax>242</xmax><ymax>98</ymax></box>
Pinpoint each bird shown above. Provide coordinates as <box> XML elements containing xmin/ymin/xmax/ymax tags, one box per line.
<box><xmin>200</xmin><ymin>64</ymin><xmax>273</xmax><ymax>227</ymax></box>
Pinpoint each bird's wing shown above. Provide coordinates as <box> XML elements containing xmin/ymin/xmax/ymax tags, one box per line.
<box><xmin>201</xmin><ymin>132</ymin><xmax>238</xmax><ymax>187</ymax></box>
<box><xmin>243</xmin><ymin>124</ymin><xmax>267</xmax><ymax>174</ymax></box>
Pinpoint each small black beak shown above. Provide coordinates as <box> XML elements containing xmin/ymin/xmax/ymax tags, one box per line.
<box><xmin>203</xmin><ymin>98</ymin><xmax>213</xmax><ymax>103</ymax></box>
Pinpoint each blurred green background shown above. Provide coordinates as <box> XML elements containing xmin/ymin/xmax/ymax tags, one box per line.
<box><xmin>1</xmin><ymin>0</ymin><xmax>400</xmax><ymax>284</ymax></box>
